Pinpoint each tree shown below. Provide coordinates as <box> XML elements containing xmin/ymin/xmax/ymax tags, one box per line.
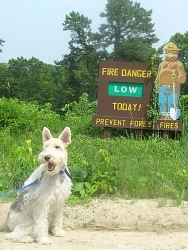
<box><xmin>168</xmin><ymin>32</ymin><xmax>188</xmax><ymax>94</ymax></box>
<box><xmin>2</xmin><ymin>57</ymin><xmax>60</xmax><ymax>109</ymax></box>
<box><xmin>98</xmin><ymin>0</ymin><xmax>159</xmax><ymax>61</ymax></box>
<box><xmin>0</xmin><ymin>63</ymin><xmax>10</xmax><ymax>97</ymax></box>
<box><xmin>0</xmin><ymin>38</ymin><xmax>5</xmax><ymax>53</ymax></box>
<box><xmin>59</xmin><ymin>11</ymin><xmax>105</xmax><ymax>101</ymax></box>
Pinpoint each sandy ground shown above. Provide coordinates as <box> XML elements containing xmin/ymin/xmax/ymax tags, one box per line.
<box><xmin>1</xmin><ymin>198</ymin><xmax>188</xmax><ymax>250</ymax></box>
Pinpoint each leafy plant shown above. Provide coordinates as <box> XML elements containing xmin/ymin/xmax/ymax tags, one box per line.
<box><xmin>147</xmin><ymin>52</ymin><xmax>161</xmax><ymax>124</ymax></box>
<box><xmin>61</xmin><ymin>92</ymin><xmax>97</xmax><ymax>117</ymax></box>
<box><xmin>0</xmin><ymin>140</ymin><xmax>38</xmax><ymax>190</ymax></box>
<box><xmin>147</xmin><ymin>84</ymin><xmax>160</xmax><ymax>124</ymax></box>
<box><xmin>90</xmin><ymin>149</ymin><xmax>119</xmax><ymax>195</ymax></box>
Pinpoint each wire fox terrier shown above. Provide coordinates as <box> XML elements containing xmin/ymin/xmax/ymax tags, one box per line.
<box><xmin>0</xmin><ymin>127</ymin><xmax>72</xmax><ymax>244</ymax></box>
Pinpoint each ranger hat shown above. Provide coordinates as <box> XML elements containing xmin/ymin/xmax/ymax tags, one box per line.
<box><xmin>164</xmin><ymin>42</ymin><xmax>181</xmax><ymax>51</ymax></box>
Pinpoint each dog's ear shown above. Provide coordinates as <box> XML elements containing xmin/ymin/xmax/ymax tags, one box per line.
<box><xmin>59</xmin><ymin>127</ymin><xmax>71</xmax><ymax>146</ymax></box>
<box><xmin>42</xmin><ymin>127</ymin><xmax>53</xmax><ymax>142</ymax></box>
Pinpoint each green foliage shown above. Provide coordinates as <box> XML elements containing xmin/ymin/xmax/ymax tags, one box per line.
<box><xmin>149</xmin><ymin>51</ymin><xmax>163</xmax><ymax>77</ymax></box>
<box><xmin>62</xmin><ymin>93</ymin><xmax>97</xmax><ymax>117</ymax></box>
<box><xmin>61</xmin><ymin>93</ymin><xmax>101</xmax><ymax>136</ymax></box>
<box><xmin>0</xmin><ymin>97</ymin><xmax>63</xmax><ymax>134</ymax></box>
<box><xmin>61</xmin><ymin>11</ymin><xmax>102</xmax><ymax>101</ymax></box>
<box><xmin>0</xmin><ymin>38</ymin><xmax>5</xmax><ymax>53</ymax></box>
<box><xmin>71</xmin><ymin>148</ymin><xmax>118</xmax><ymax>197</ymax></box>
<box><xmin>68</xmin><ymin>134</ymin><xmax>188</xmax><ymax>203</ymax></box>
<box><xmin>2</xmin><ymin>95</ymin><xmax>188</xmax><ymax>205</ymax></box>
<box><xmin>147</xmin><ymin>84</ymin><xmax>160</xmax><ymax>124</ymax></box>
<box><xmin>98</xmin><ymin>0</ymin><xmax>159</xmax><ymax>61</ymax></box>
<box><xmin>90</xmin><ymin>148</ymin><xmax>118</xmax><ymax>195</ymax></box>
<box><xmin>0</xmin><ymin>139</ymin><xmax>38</xmax><ymax>190</ymax></box>
<box><xmin>179</xmin><ymin>95</ymin><xmax>188</xmax><ymax>132</ymax></box>
<box><xmin>146</xmin><ymin>52</ymin><xmax>161</xmax><ymax>124</ymax></box>
<box><xmin>0</xmin><ymin>57</ymin><xmax>74</xmax><ymax>113</ymax></box>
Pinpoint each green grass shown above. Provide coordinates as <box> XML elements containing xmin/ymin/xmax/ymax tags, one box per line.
<box><xmin>69</xmin><ymin>134</ymin><xmax>188</xmax><ymax>201</ymax></box>
<box><xmin>1</xmin><ymin>126</ymin><xmax>188</xmax><ymax>205</ymax></box>
<box><xmin>1</xmin><ymin>97</ymin><xmax>188</xmax><ymax>205</ymax></box>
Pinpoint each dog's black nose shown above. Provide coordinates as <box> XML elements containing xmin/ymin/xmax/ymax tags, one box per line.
<box><xmin>44</xmin><ymin>155</ymin><xmax>51</xmax><ymax>162</ymax></box>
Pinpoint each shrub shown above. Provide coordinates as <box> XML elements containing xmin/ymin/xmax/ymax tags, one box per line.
<box><xmin>0</xmin><ymin>97</ymin><xmax>63</xmax><ymax>134</ymax></box>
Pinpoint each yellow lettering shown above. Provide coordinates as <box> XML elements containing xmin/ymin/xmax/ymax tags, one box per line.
<box><xmin>142</xmin><ymin>70</ymin><xmax>146</xmax><ymax>78</ymax></box>
<box><xmin>109</xmin><ymin>68</ymin><xmax>114</xmax><ymax>75</ymax></box>
<box><xmin>137</xmin><ymin>70</ymin><xmax>142</xmax><ymax>77</ymax></box>
<box><xmin>132</xmin><ymin>70</ymin><xmax>137</xmax><ymax>77</ymax></box>
<box><xmin>96</xmin><ymin>118</ymin><xmax>101</xmax><ymax>124</ymax></box>
<box><xmin>114</xmin><ymin>68</ymin><xmax>119</xmax><ymax>76</ymax></box>
<box><xmin>100</xmin><ymin>119</ymin><xmax>104</xmax><ymax>125</ymax></box>
<box><xmin>133</xmin><ymin>104</ymin><xmax>137</xmax><ymax>111</ymax></box>
<box><xmin>135</xmin><ymin>121</ymin><xmax>139</xmax><ymax>126</ymax></box>
<box><xmin>112</xmin><ymin>102</ymin><xmax>117</xmax><ymax>110</ymax></box>
<box><xmin>130</xmin><ymin>120</ymin><xmax>134</xmax><ymax>127</ymax></box>
<box><xmin>127</xmin><ymin>69</ymin><xmax>132</xmax><ymax>76</ymax></box>
<box><xmin>166</xmin><ymin>123</ymin><xmax>170</xmax><ymax>129</ymax></box>
<box><xmin>101</xmin><ymin>67</ymin><xmax>119</xmax><ymax>76</ymax></box>
<box><xmin>101</xmin><ymin>68</ymin><xmax>107</xmax><ymax>75</ymax></box>
<box><xmin>160</xmin><ymin>122</ymin><xmax>165</xmax><ymax>128</ymax></box>
<box><xmin>128</xmin><ymin>104</ymin><xmax>132</xmax><ymax>110</ymax></box>
<box><xmin>159</xmin><ymin>122</ymin><xmax>179</xmax><ymax>129</ymax></box>
<box><xmin>121</xmin><ymin>69</ymin><xmax>126</xmax><ymax>76</ymax></box>
<box><xmin>175</xmin><ymin>123</ymin><xmax>178</xmax><ymax>129</ymax></box>
<box><xmin>104</xmin><ymin>119</ymin><xmax>109</xmax><ymax>126</ymax></box>
<box><xmin>109</xmin><ymin>119</ymin><xmax>114</xmax><ymax>125</ymax></box>
<box><xmin>122</xmin><ymin>103</ymin><xmax>127</xmax><ymax>110</ymax></box>
<box><xmin>143</xmin><ymin>121</ymin><xmax>148</xmax><ymax>127</ymax></box>
<box><xmin>147</xmin><ymin>70</ymin><xmax>152</xmax><ymax>78</ymax></box>
<box><xmin>139</xmin><ymin>121</ymin><xmax>143</xmax><ymax>127</ymax></box>
<box><xmin>130</xmin><ymin>120</ymin><xmax>151</xmax><ymax>128</ymax></box>
<box><xmin>117</xmin><ymin>103</ymin><xmax>122</xmax><ymax>110</ymax></box>
<box><xmin>119</xmin><ymin>69</ymin><xmax>152</xmax><ymax>78</ymax></box>
<box><xmin>112</xmin><ymin>102</ymin><xmax>142</xmax><ymax>111</ymax></box>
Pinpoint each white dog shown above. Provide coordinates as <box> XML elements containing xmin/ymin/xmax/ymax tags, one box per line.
<box><xmin>0</xmin><ymin>127</ymin><xmax>72</xmax><ymax>244</ymax></box>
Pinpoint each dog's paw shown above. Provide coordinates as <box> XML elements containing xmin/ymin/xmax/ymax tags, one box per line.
<box><xmin>5</xmin><ymin>232</ymin><xmax>19</xmax><ymax>241</ymax></box>
<box><xmin>53</xmin><ymin>229</ymin><xmax>66</xmax><ymax>237</ymax></box>
<box><xmin>36</xmin><ymin>237</ymin><xmax>52</xmax><ymax>245</ymax></box>
<box><xmin>19</xmin><ymin>236</ymin><xmax>34</xmax><ymax>243</ymax></box>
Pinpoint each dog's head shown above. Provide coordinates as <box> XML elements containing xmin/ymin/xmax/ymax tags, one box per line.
<box><xmin>38</xmin><ymin>127</ymin><xmax>71</xmax><ymax>176</ymax></box>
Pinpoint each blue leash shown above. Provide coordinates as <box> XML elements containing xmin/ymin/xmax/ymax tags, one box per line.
<box><xmin>0</xmin><ymin>179</ymin><xmax>39</xmax><ymax>198</ymax></box>
<box><xmin>0</xmin><ymin>168</ymin><xmax>72</xmax><ymax>198</ymax></box>
<box><xmin>62</xmin><ymin>168</ymin><xmax>72</xmax><ymax>180</ymax></box>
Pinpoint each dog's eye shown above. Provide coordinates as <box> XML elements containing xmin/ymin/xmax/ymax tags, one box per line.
<box><xmin>55</xmin><ymin>145</ymin><xmax>60</xmax><ymax>149</ymax></box>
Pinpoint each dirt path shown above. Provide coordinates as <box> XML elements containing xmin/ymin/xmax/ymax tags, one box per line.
<box><xmin>1</xmin><ymin>199</ymin><xmax>188</xmax><ymax>250</ymax></box>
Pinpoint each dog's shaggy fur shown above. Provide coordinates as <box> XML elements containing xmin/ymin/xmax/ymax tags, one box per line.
<box><xmin>0</xmin><ymin>127</ymin><xmax>72</xmax><ymax>244</ymax></box>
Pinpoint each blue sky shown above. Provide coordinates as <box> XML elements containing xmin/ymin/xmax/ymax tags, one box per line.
<box><xmin>0</xmin><ymin>0</ymin><xmax>187</xmax><ymax>65</ymax></box>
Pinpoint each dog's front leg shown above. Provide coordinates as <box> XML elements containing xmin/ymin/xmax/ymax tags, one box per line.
<box><xmin>33</xmin><ymin>221</ymin><xmax>52</xmax><ymax>244</ymax></box>
<box><xmin>50</xmin><ymin>204</ymin><xmax>66</xmax><ymax>237</ymax></box>
<box><xmin>32</xmin><ymin>208</ymin><xmax>52</xmax><ymax>244</ymax></box>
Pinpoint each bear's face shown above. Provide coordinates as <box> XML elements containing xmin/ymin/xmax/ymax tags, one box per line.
<box><xmin>164</xmin><ymin>50</ymin><xmax>178</xmax><ymax>62</ymax></box>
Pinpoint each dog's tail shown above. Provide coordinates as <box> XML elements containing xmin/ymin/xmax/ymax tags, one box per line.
<box><xmin>0</xmin><ymin>221</ymin><xmax>8</xmax><ymax>232</ymax></box>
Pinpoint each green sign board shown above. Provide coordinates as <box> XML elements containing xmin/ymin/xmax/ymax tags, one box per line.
<box><xmin>108</xmin><ymin>82</ymin><xmax>143</xmax><ymax>97</ymax></box>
